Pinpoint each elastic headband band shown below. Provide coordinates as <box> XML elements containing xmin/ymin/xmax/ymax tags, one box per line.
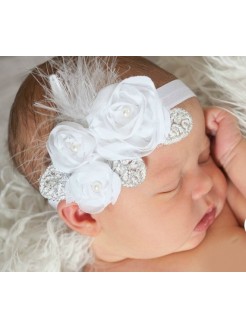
<box><xmin>157</xmin><ymin>79</ymin><xmax>196</xmax><ymax>109</ymax></box>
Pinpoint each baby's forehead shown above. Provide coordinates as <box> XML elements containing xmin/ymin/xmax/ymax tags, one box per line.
<box><xmin>177</xmin><ymin>97</ymin><xmax>205</xmax><ymax>136</ymax></box>
<box><xmin>144</xmin><ymin>98</ymin><xmax>206</xmax><ymax>172</ymax></box>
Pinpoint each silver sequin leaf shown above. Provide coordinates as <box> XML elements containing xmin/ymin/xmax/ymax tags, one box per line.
<box><xmin>111</xmin><ymin>158</ymin><xmax>147</xmax><ymax>188</ymax></box>
<box><xmin>39</xmin><ymin>165</ymin><xmax>70</xmax><ymax>203</ymax></box>
<box><xmin>163</xmin><ymin>108</ymin><xmax>193</xmax><ymax>145</ymax></box>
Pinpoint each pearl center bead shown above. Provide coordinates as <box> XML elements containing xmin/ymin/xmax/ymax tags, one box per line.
<box><xmin>122</xmin><ymin>106</ymin><xmax>131</xmax><ymax>118</ymax></box>
<box><xmin>91</xmin><ymin>181</ymin><xmax>103</xmax><ymax>193</ymax></box>
<box><xmin>65</xmin><ymin>137</ymin><xmax>79</xmax><ymax>153</ymax></box>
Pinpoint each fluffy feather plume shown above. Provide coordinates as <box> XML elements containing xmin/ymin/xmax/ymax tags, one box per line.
<box><xmin>35</xmin><ymin>57</ymin><xmax>119</xmax><ymax>127</ymax></box>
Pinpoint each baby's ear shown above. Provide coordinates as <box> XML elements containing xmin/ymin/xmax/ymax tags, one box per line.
<box><xmin>57</xmin><ymin>200</ymin><xmax>102</xmax><ymax>236</ymax></box>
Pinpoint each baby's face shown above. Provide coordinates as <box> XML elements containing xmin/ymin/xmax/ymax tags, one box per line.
<box><xmin>93</xmin><ymin>97</ymin><xmax>227</xmax><ymax>261</ymax></box>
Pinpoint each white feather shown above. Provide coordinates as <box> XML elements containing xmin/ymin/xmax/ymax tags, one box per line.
<box><xmin>36</xmin><ymin>57</ymin><xmax>119</xmax><ymax>128</ymax></box>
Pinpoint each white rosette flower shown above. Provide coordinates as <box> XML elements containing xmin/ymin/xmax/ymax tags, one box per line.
<box><xmin>65</xmin><ymin>161</ymin><xmax>122</xmax><ymax>214</ymax></box>
<box><xmin>47</xmin><ymin>122</ymin><xmax>97</xmax><ymax>173</ymax></box>
<box><xmin>87</xmin><ymin>76</ymin><xmax>171</xmax><ymax>160</ymax></box>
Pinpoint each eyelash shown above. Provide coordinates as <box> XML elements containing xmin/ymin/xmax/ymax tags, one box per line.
<box><xmin>162</xmin><ymin>181</ymin><xmax>180</xmax><ymax>194</ymax></box>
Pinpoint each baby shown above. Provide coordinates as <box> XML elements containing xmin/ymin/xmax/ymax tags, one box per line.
<box><xmin>7</xmin><ymin>56</ymin><xmax>246</xmax><ymax>271</ymax></box>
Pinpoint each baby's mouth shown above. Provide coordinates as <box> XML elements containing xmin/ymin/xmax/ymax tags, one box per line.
<box><xmin>194</xmin><ymin>207</ymin><xmax>217</xmax><ymax>232</ymax></box>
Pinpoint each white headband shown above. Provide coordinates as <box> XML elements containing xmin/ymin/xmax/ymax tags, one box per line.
<box><xmin>157</xmin><ymin>79</ymin><xmax>195</xmax><ymax>108</ymax></box>
<box><xmin>40</xmin><ymin>76</ymin><xmax>195</xmax><ymax>214</ymax></box>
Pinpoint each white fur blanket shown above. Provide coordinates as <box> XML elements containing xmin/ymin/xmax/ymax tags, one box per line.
<box><xmin>1</xmin><ymin>57</ymin><xmax>246</xmax><ymax>271</ymax></box>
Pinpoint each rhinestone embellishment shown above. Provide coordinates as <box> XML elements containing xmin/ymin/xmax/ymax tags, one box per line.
<box><xmin>111</xmin><ymin>158</ymin><xmax>146</xmax><ymax>187</ymax></box>
<box><xmin>163</xmin><ymin>108</ymin><xmax>193</xmax><ymax>145</ymax></box>
<box><xmin>39</xmin><ymin>165</ymin><xmax>70</xmax><ymax>203</ymax></box>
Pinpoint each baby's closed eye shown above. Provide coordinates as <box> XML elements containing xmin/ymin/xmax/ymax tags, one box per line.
<box><xmin>161</xmin><ymin>180</ymin><xmax>181</xmax><ymax>194</ymax></box>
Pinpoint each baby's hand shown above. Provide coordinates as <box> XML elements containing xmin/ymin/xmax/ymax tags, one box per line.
<box><xmin>204</xmin><ymin>106</ymin><xmax>243</xmax><ymax>169</ymax></box>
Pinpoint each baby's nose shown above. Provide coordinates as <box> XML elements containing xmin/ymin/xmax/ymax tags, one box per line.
<box><xmin>191</xmin><ymin>170</ymin><xmax>213</xmax><ymax>200</ymax></box>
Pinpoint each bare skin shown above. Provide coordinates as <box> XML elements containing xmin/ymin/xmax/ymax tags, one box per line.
<box><xmin>85</xmin><ymin>202</ymin><xmax>246</xmax><ymax>271</ymax></box>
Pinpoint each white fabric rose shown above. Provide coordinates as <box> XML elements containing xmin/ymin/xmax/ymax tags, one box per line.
<box><xmin>47</xmin><ymin>122</ymin><xmax>97</xmax><ymax>173</ymax></box>
<box><xmin>87</xmin><ymin>76</ymin><xmax>171</xmax><ymax>160</ymax></box>
<box><xmin>65</xmin><ymin>161</ymin><xmax>122</xmax><ymax>214</ymax></box>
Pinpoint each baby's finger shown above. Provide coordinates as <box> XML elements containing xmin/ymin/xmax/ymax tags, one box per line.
<box><xmin>204</xmin><ymin>107</ymin><xmax>220</xmax><ymax>136</ymax></box>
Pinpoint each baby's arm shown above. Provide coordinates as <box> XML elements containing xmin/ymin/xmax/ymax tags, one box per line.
<box><xmin>205</xmin><ymin>106</ymin><xmax>246</xmax><ymax>226</ymax></box>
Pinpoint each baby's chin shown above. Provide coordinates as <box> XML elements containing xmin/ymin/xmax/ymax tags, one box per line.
<box><xmin>175</xmin><ymin>231</ymin><xmax>207</xmax><ymax>253</ymax></box>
